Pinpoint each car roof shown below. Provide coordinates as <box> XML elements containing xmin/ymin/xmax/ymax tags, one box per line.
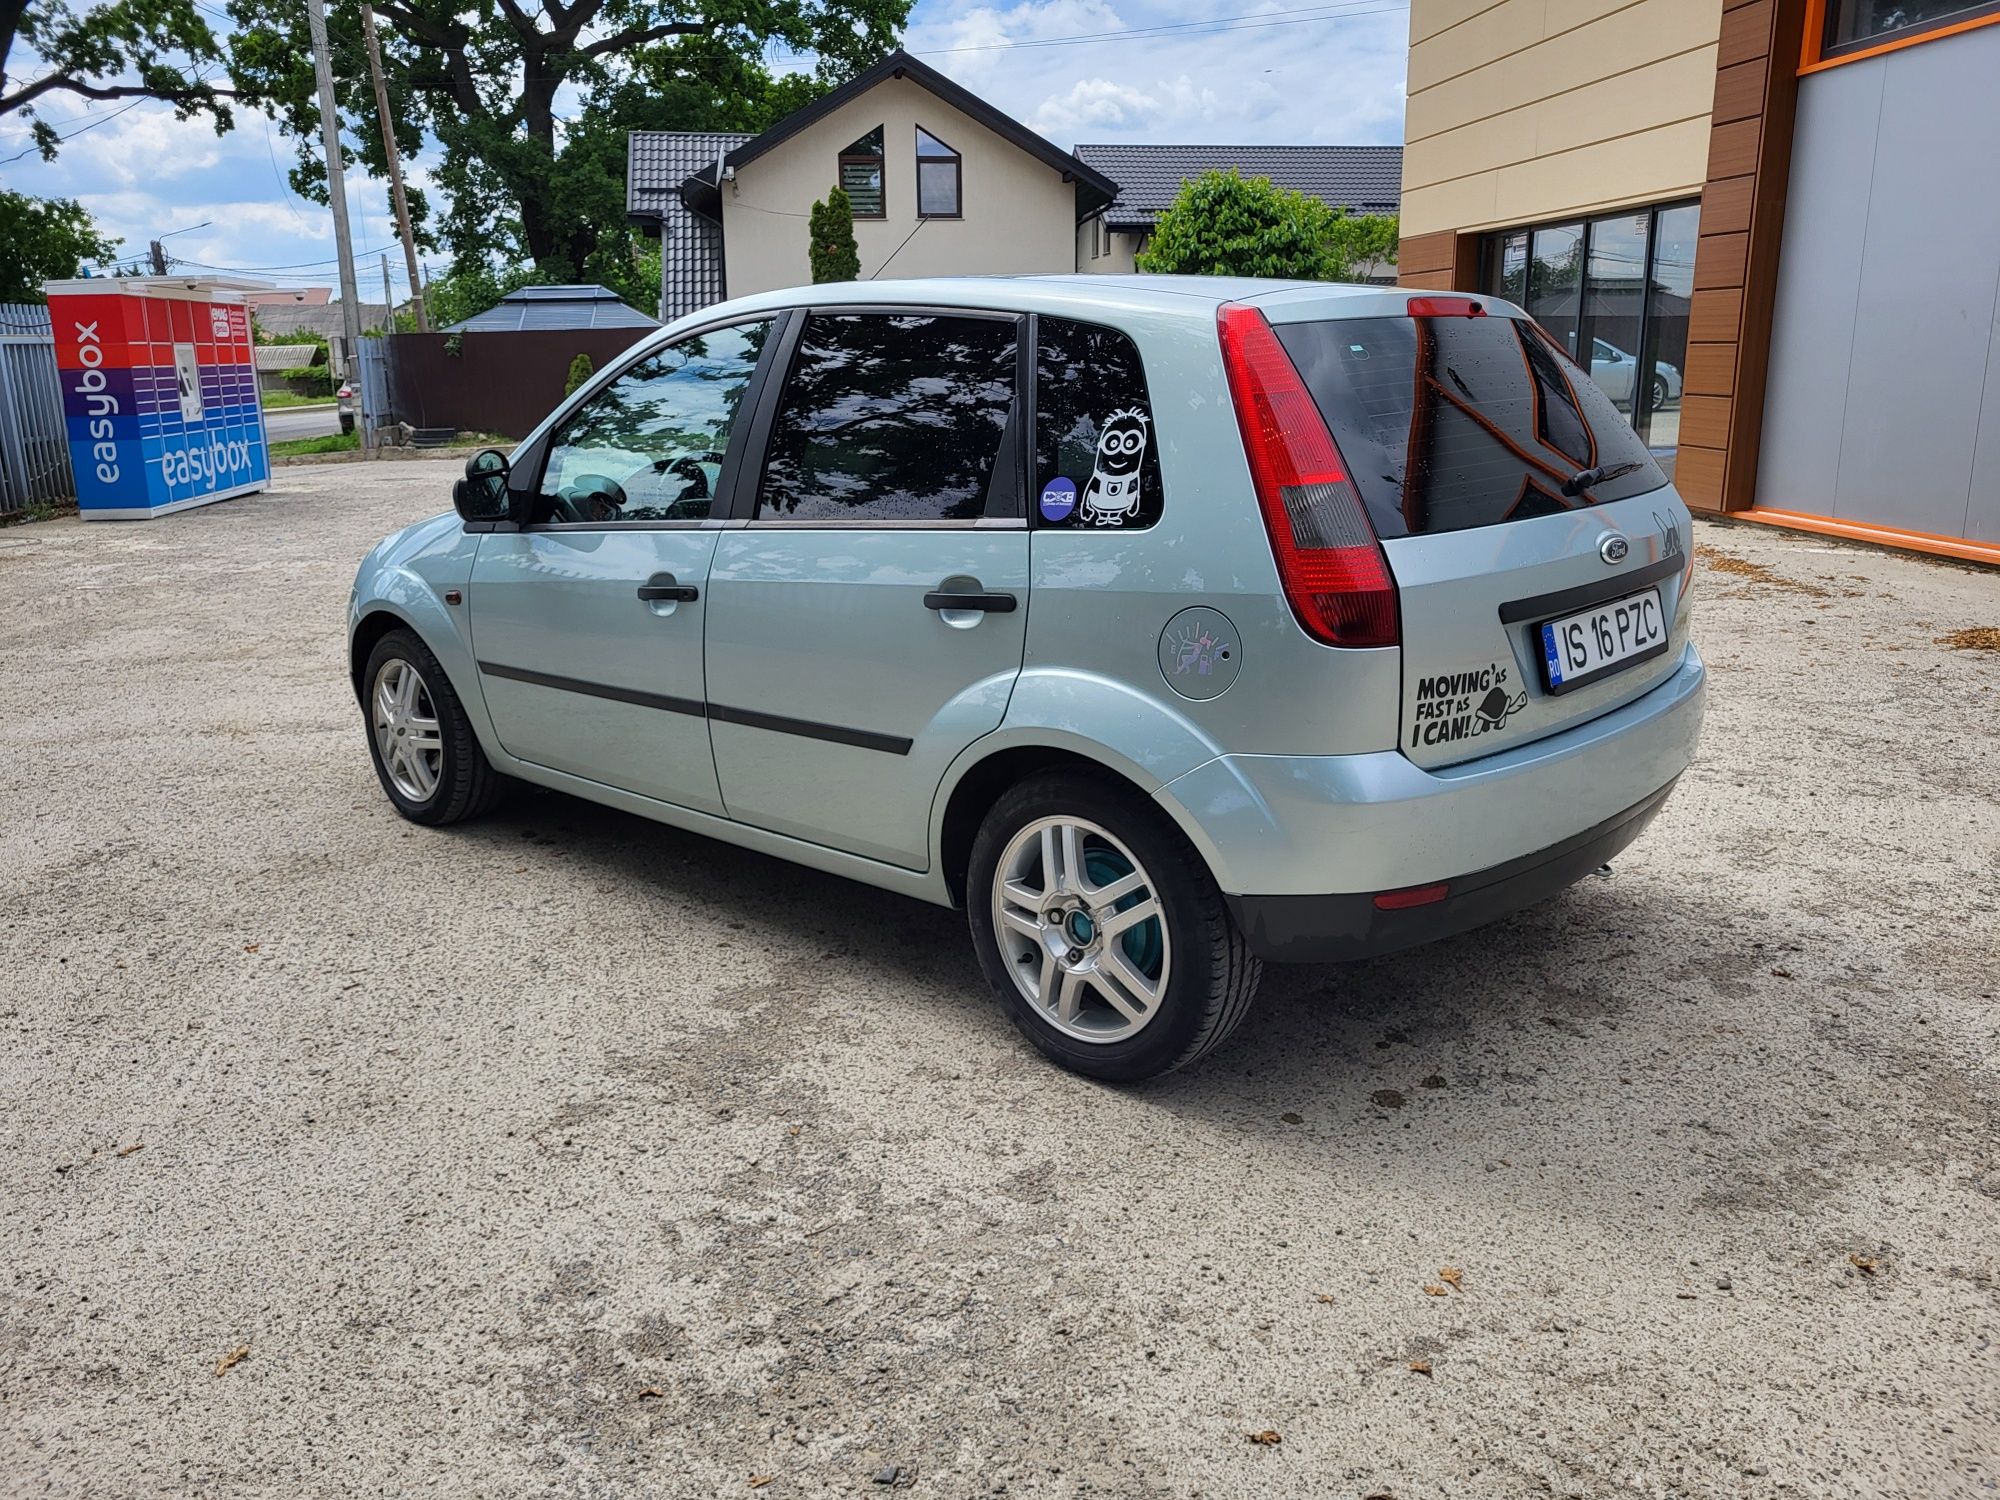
<box><xmin>658</xmin><ymin>275</ymin><xmax>1517</xmax><ymax>343</ymax></box>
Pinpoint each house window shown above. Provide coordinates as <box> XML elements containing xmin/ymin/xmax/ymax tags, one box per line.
<box><xmin>915</xmin><ymin>126</ymin><xmax>962</xmax><ymax>218</ymax></box>
<box><xmin>1815</xmin><ymin>0</ymin><xmax>2000</xmax><ymax>62</ymax></box>
<box><xmin>839</xmin><ymin>126</ymin><xmax>885</xmax><ymax>219</ymax></box>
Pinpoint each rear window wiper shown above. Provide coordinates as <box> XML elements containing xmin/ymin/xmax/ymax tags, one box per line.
<box><xmin>1561</xmin><ymin>460</ymin><xmax>1645</xmax><ymax>497</ymax></box>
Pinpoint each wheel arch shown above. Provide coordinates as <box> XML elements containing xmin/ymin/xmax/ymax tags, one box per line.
<box><xmin>935</xmin><ymin>739</ymin><xmax>1226</xmax><ymax>909</ymax></box>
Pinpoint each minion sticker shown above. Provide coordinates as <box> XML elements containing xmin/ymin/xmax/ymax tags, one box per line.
<box><xmin>1079</xmin><ymin>407</ymin><xmax>1148</xmax><ymax>526</ymax></box>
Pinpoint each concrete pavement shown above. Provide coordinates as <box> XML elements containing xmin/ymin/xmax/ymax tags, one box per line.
<box><xmin>0</xmin><ymin>463</ymin><xmax>1995</xmax><ymax>1498</ymax></box>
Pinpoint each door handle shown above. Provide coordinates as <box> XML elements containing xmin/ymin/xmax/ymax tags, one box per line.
<box><xmin>637</xmin><ymin>573</ymin><xmax>699</xmax><ymax>603</ymax></box>
<box><xmin>923</xmin><ymin>589</ymin><xmax>1016</xmax><ymax>613</ymax></box>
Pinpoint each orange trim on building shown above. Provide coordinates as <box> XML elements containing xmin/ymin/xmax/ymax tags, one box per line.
<box><xmin>1798</xmin><ymin>0</ymin><xmax>2000</xmax><ymax>75</ymax></box>
<box><xmin>1733</xmin><ymin>506</ymin><xmax>2000</xmax><ymax>567</ymax></box>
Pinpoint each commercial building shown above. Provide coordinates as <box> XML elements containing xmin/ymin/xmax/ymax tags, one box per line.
<box><xmin>1397</xmin><ymin>0</ymin><xmax>2000</xmax><ymax>563</ymax></box>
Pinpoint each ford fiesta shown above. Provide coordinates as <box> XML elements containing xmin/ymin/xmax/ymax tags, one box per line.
<box><xmin>348</xmin><ymin>276</ymin><xmax>1705</xmax><ymax>1081</ymax></box>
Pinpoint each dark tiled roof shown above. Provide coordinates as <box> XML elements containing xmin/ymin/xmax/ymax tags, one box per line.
<box><xmin>628</xmin><ymin>130</ymin><xmax>753</xmax><ymax>322</ymax></box>
<box><xmin>444</xmin><ymin>284</ymin><xmax>659</xmax><ymax>333</ymax></box>
<box><xmin>250</xmin><ymin>302</ymin><xmax>390</xmax><ymax>340</ymax></box>
<box><xmin>1072</xmin><ymin>144</ymin><xmax>1402</xmax><ymax>230</ymax></box>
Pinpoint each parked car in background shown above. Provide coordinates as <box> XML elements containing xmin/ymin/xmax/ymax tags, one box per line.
<box><xmin>1590</xmin><ymin>337</ymin><xmax>1681</xmax><ymax>410</ymax></box>
<box><xmin>336</xmin><ymin>382</ymin><xmax>356</xmax><ymax>435</ymax></box>
<box><xmin>347</xmin><ymin>276</ymin><xmax>1705</xmax><ymax>1080</ymax></box>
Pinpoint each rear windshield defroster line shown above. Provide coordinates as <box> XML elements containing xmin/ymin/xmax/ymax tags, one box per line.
<box><xmin>1273</xmin><ymin>313</ymin><xmax>1667</xmax><ymax>540</ymax></box>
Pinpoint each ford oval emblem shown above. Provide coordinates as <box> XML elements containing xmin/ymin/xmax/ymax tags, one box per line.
<box><xmin>1599</xmin><ymin>533</ymin><xmax>1630</xmax><ymax>564</ymax></box>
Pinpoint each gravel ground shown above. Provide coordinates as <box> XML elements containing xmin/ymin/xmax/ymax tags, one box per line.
<box><xmin>2</xmin><ymin>463</ymin><xmax>1996</xmax><ymax>1500</ymax></box>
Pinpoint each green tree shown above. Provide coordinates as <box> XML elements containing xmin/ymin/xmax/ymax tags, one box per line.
<box><xmin>1</xmin><ymin>0</ymin><xmax>233</xmax><ymax>159</ymax></box>
<box><xmin>1329</xmin><ymin>213</ymin><xmax>1399</xmax><ymax>276</ymax></box>
<box><xmin>0</xmin><ymin>191</ymin><xmax>119</xmax><ymax>301</ymax></box>
<box><xmin>564</xmin><ymin>352</ymin><xmax>595</xmax><ymax>395</ymax></box>
<box><xmin>808</xmin><ymin>185</ymin><xmax>860</xmax><ymax>284</ymax></box>
<box><xmin>226</xmin><ymin>3</ymin><xmax>906</xmax><ymax>285</ymax></box>
<box><xmin>1140</xmin><ymin>170</ymin><xmax>1369</xmax><ymax>282</ymax></box>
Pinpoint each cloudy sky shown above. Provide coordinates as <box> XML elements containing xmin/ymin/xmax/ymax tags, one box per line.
<box><xmin>0</xmin><ymin>0</ymin><xmax>1409</xmax><ymax>301</ymax></box>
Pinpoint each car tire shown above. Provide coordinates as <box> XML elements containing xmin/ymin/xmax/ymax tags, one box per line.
<box><xmin>1649</xmin><ymin>373</ymin><xmax>1671</xmax><ymax>409</ymax></box>
<box><xmin>362</xmin><ymin>627</ymin><xmax>504</xmax><ymax>826</ymax></box>
<box><xmin>967</xmin><ymin>770</ymin><xmax>1262</xmax><ymax>1082</ymax></box>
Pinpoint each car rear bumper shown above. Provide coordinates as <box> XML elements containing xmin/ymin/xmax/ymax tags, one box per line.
<box><xmin>1153</xmin><ymin>641</ymin><xmax>1705</xmax><ymax>943</ymax></box>
<box><xmin>1222</xmin><ymin>778</ymin><xmax>1677</xmax><ymax>962</ymax></box>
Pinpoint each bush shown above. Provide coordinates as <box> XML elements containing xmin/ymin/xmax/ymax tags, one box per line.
<box><xmin>280</xmin><ymin>366</ymin><xmax>334</xmax><ymax>396</ymax></box>
<box><xmin>564</xmin><ymin>353</ymin><xmax>595</xmax><ymax>396</ymax></box>
<box><xmin>1139</xmin><ymin>170</ymin><xmax>1361</xmax><ymax>282</ymax></box>
<box><xmin>809</xmin><ymin>186</ymin><xmax>860</xmax><ymax>284</ymax></box>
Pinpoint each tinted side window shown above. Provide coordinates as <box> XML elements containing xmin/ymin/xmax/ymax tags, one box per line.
<box><xmin>1034</xmin><ymin>317</ymin><xmax>1161</xmax><ymax>530</ymax></box>
<box><xmin>756</xmin><ymin>313</ymin><xmax>1018</xmax><ymax>523</ymax></box>
<box><xmin>539</xmin><ymin>320</ymin><xmax>768</xmax><ymax>522</ymax></box>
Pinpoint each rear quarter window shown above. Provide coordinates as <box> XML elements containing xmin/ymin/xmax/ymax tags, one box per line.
<box><xmin>1274</xmin><ymin>313</ymin><xmax>1666</xmax><ymax>539</ymax></box>
<box><xmin>1034</xmin><ymin>316</ymin><xmax>1162</xmax><ymax>530</ymax></box>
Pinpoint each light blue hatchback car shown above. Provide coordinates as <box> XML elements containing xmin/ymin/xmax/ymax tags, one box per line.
<box><xmin>349</xmin><ymin>276</ymin><xmax>1705</xmax><ymax>1080</ymax></box>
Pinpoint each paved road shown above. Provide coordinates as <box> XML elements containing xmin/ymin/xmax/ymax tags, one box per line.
<box><xmin>263</xmin><ymin>403</ymin><xmax>343</xmax><ymax>442</ymax></box>
<box><xmin>1</xmin><ymin>464</ymin><xmax>1995</xmax><ymax>1498</ymax></box>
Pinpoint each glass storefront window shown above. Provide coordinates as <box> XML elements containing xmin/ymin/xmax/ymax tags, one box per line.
<box><xmin>1527</xmin><ymin>224</ymin><xmax>1583</xmax><ymax>362</ymax></box>
<box><xmin>1482</xmin><ymin>198</ymin><xmax>1700</xmax><ymax>477</ymax></box>
<box><xmin>1823</xmin><ymin>0</ymin><xmax>2000</xmax><ymax>58</ymax></box>
<box><xmin>1644</xmin><ymin>204</ymin><xmax>1698</xmax><ymax>460</ymax></box>
<box><xmin>1582</xmin><ymin>212</ymin><xmax>1649</xmax><ymax>420</ymax></box>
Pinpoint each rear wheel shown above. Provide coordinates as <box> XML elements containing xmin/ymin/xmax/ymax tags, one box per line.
<box><xmin>362</xmin><ymin>627</ymin><xmax>504</xmax><ymax>825</ymax></box>
<box><xmin>1649</xmin><ymin>373</ymin><xmax>1670</xmax><ymax>409</ymax></box>
<box><xmin>967</xmin><ymin>771</ymin><xmax>1261</xmax><ymax>1081</ymax></box>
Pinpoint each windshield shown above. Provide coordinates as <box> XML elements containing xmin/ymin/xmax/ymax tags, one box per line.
<box><xmin>1274</xmin><ymin>313</ymin><xmax>1667</xmax><ymax>539</ymax></box>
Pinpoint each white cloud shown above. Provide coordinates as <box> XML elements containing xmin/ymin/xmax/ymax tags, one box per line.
<box><xmin>1029</xmin><ymin>77</ymin><xmax>1160</xmax><ymax>134</ymax></box>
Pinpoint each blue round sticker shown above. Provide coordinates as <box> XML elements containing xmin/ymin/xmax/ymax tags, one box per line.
<box><xmin>1039</xmin><ymin>476</ymin><xmax>1077</xmax><ymax>523</ymax></box>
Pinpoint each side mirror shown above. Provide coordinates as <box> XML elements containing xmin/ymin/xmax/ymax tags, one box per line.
<box><xmin>452</xmin><ymin>448</ymin><xmax>510</xmax><ymax>523</ymax></box>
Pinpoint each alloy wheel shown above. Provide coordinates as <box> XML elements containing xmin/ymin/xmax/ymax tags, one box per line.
<box><xmin>990</xmin><ymin>815</ymin><xmax>1171</xmax><ymax>1044</ymax></box>
<box><xmin>371</xmin><ymin>658</ymin><xmax>443</xmax><ymax>802</ymax></box>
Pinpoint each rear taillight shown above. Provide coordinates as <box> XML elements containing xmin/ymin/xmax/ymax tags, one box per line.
<box><xmin>1217</xmin><ymin>303</ymin><xmax>1398</xmax><ymax>649</ymax></box>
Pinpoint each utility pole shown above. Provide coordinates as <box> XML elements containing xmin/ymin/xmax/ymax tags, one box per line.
<box><xmin>148</xmin><ymin>240</ymin><xmax>167</xmax><ymax>275</ymax></box>
<box><xmin>380</xmin><ymin>253</ymin><xmax>393</xmax><ymax>324</ymax></box>
<box><xmin>359</xmin><ymin>2</ymin><xmax>427</xmax><ymax>331</ymax></box>
<box><xmin>304</xmin><ymin>0</ymin><xmax>369</xmax><ymax>451</ymax></box>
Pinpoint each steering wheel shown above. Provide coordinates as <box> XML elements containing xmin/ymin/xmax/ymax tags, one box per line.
<box><xmin>553</xmin><ymin>472</ymin><xmax>626</xmax><ymax>523</ymax></box>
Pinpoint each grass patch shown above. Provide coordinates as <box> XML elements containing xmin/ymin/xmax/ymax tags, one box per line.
<box><xmin>261</xmin><ymin>390</ymin><xmax>335</xmax><ymax>410</ymax></box>
<box><xmin>270</xmin><ymin>431</ymin><xmax>359</xmax><ymax>458</ymax></box>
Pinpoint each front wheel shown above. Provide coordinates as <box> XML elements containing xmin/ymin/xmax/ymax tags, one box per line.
<box><xmin>967</xmin><ymin>771</ymin><xmax>1262</xmax><ymax>1081</ymax></box>
<box><xmin>362</xmin><ymin>627</ymin><xmax>504</xmax><ymax>825</ymax></box>
<box><xmin>1649</xmin><ymin>373</ymin><xmax>1671</xmax><ymax>409</ymax></box>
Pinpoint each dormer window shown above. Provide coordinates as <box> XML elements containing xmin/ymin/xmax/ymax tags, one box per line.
<box><xmin>916</xmin><ymin>126</ymin><xmax>962</xmax><ymax>218</ymax></box>
<box><xmin>839</xmin><ymin>126</ymin><xmax>885</xmax><ymax>219</ymax></box>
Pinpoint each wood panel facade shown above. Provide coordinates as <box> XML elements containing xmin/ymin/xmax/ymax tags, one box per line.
<box><xmin>1676</xmin><ymin>0</ymin><xmax>1809</xmax><ymax>513</ymax></box>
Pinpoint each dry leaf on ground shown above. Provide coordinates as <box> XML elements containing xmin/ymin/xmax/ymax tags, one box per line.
<box><xmin>1409</xmin><ymin>1360</ymin><xmax>1432</xmax><ymax>1376</ymax></box>
<box><xmin>243</xmin><ymin>944</ymin><xmax>260</xmax><ymax>953</ymax></box>
<box><xmin>1849</xmin><ymin>1253</ymin><xmax>1879</xmax><ymax>1276</ymax></box>
<box><xmin>1936</xmin><ymin>627</ymin><xmax>2000</xmax><ymax>653</ymax></box>
<box><xmin>1422</xmin><ymin>1284</ymin><xmax>1448</xmax><ymax>1297</ymax></box>
<box><xmin>749</xmin><ymin>1477</ymin><xmax>774</xmax><ymax>1490</ymax></box>
<box><xmin>1247</xmin><ymin>1429</ymin><xmax>1282</xmax><ymax>1446</ymax></box>
<box><xmin>637</xmin><ymin>1387</ymin><xmax>666</xmax><ymax>1400</ymax></box>
<box><xmin>116</xmin><ymin>1143</ymin><xmax>144</xmax><ymax>1157</ymax></box>
<box><xmin>1315</xmin><ymin>1293</ymin><xmax>1335</xmax><ymax>1304</ymax></box>
<box><xmin>1438</xmin><ymin>1266</ymin><xmax>1463</xmax><ymax>1290</ymax></box>
<box><xmin>214</xmin><ymin>1345</ymin><xmax>249</xmax><ymax>1377</ymax></box>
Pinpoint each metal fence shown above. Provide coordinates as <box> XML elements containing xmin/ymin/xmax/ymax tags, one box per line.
<box><xmin>0</xmin><ymin>303</ymin><xmax>72</xmax><ymax>515</ymax></box>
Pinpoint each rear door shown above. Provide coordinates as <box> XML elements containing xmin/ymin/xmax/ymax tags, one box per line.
<box><xmin>701</xmin><ymin>308</ymin><xmax>1029</xmax><ymax>869</ymax></box>
<box><xmin>1274</xmin><ymin>305</ymin><xmax>1694</xmax><ymax>769</ymax></box>
<box><xmin>468</xmin><ymin>319</ymin><xmax>773</xmax><ymax>814</ymax></box>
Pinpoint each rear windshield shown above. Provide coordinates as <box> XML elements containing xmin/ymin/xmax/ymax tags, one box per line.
<box><xmin>1274</xmin><ymin>313</ymin><xmax>1666</xmax><ymax>539</ymax></box>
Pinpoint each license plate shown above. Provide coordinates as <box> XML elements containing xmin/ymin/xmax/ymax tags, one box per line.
<box><xmin>1539</xmin><ymin>587</ymin><xmax>1668</xmax><ymax>694</ymax></box>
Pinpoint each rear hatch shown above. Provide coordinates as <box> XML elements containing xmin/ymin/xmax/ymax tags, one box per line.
<box><xmin>1272</xmin><ymin>301</ymin><xmax>1694</xmax><ymax>769</ymax></box>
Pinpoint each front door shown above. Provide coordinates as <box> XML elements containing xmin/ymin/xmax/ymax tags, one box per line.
<box><xmin>702</xmin><ymin>310</ymin><xmax>1028</xmax><ymax>869</ymax></box>
<box><xmin>469</xmin><ymin>320</ymin><xmax>773</xmax><ymax>815</ymax></box>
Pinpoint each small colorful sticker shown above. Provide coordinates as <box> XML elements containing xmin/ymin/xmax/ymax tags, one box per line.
<box><xmin>1039</xmin><ymin>476</ymin><xmax>1077</xmax><ymax>523</ymax></box>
